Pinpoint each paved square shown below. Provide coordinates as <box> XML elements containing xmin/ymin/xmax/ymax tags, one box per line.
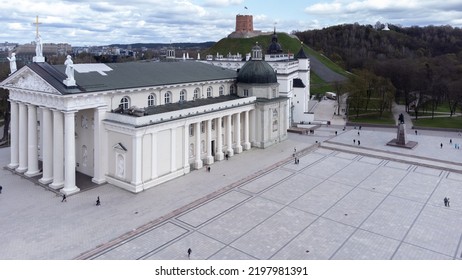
<box><xmin>1</xmin><ymin>130</ymin><xmax>462</xmax><ymax>260</ymax></box>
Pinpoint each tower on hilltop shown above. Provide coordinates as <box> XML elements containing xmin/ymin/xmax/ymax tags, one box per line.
<box><xmin>235</xmin><ymin>15</ymin><xmax>253</xmax><ymax>32</ymax></box>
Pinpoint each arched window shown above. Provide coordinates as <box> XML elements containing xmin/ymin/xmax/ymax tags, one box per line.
<box><xmin>207</xmin><ymin>86</ymin><xmax>213</xmax><ymax>98</ymax></box>
<box><xmin>164</xmin><ymin>91</ymin><xmax>172</xmax><ymax>104</ymax></box>
<box><xmin>194</xmin><ymin>88</ymin><xmax>200</xmax><ymax>100</ymax></box>
<box><xmin>120</xmin><ymin>96</ymin><xmax>130</xmax><ymax>110</ymax></box>
<box><xmin>230</xmin><ymin>85</ymin><xmax>236</xmax><ymax>95</ymax></box>
<box><xmin>180</xmin><ymin>89</ymin><xmax>186</xmax><ymax>102</ymax></box>
<box><xmin>148</xmin><ymin>94</ymin><xmax>156</xmax><ymax>106</ymax></box>
<box><xmin>219</xmin><ymin>85</ymin><xmax>224</xmax><ymax>96</ymax></box>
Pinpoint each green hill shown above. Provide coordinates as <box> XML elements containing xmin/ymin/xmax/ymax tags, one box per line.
<box><xmin>202</xmin><ymin>33</ymin><xmax>304</xmax><ymax>57</ymax></box>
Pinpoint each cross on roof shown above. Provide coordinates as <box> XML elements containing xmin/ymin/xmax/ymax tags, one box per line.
<box><xmin>33</xmin><ymin>15</ymin><xmax>42</xmax><ymax>37</ymax></box>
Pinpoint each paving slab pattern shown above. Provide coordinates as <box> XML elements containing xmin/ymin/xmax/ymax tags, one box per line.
<box><xmin>1</xmin><ymin>128</ymin><xmax>462</xmax><ymax>260</ymax></box>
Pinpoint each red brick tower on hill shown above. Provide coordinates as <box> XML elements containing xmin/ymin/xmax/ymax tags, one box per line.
<box><xmin>235</xmin><ymin>15</ymin><xmax>253</xmax><ymax>32</ymax></box>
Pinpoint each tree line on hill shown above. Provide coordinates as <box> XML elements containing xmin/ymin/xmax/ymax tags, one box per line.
<box><xmin>295</xmin><ymin>23</ymin><xmax>462</xmax><ymax>119</ymax></box>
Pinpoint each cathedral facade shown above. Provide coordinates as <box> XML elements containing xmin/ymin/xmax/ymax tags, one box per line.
<box><xmin>1</xmin><ymin>44</ymin><xmax>293</xmax><ymax>194</ymax></box>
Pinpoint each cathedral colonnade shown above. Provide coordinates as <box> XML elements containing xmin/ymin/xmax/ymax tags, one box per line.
<box><xmin>189</xmin><ymin>108</ymin><xmax>252</xmax><ymax>169</ymax></box>
<box><xmin>106</xmin><ymin>106</ymin><xmax>255</xmax><ymax>193</ymax></box>
<box><xmin>7</xmin><ymin>99</ymin><xmax>110</xmax><ymax>195</ymax></box>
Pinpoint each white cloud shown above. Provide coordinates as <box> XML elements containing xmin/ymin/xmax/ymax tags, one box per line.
<box><xmin>1</xmin><ymin>0</ymin><xmax>462</xmax><ymax>46</ymax></box>
<box><xmin>203</xmin><ymin>0</ymin><xmax>244</xmax><ymax>7</ymax></box>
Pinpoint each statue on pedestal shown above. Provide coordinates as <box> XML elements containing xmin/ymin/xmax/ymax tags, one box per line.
<box><xmin>35</xmin><ymin>34</ymin><xmax>43</xmax><ymax>57</ymax></box>
<box><xmin>63</xmin><ymin>55</ymin><xmax>76</xmax><ymax>86</ymax></box>
<box><xmin>7</xmin><ymin>53</ymin><xmax>17</xmax><ymax>75</ymax></box>
<box><xmin>387</xmin><ymin>113</ymin><xmax>417</xmax><ymax>149</ymax></box>
<box><xmin>398</xmin><ymin>113</ymin><xmax>404</xmax><ymax>124</ymax></box>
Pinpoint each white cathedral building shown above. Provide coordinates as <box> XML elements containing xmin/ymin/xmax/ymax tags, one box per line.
<box><xmin>1</xmin><ymin>36</ymin><xmax>310</xmax><ymax>194</ymax></box>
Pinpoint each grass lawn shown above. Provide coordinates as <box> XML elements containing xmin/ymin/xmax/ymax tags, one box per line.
<box><xmin>310</xmin><ymin>72</ymin><xmax>333</xmax><ymax>96</ymax></box>
<box><xmin>413</xmin><ymin>116</ymin><xmax>462</xmax><ymax>129</ymax></box>
<box><xmin>348</xmin><ymin>111</ymin><xmax>395</xmax><ymax>125</ymax></box>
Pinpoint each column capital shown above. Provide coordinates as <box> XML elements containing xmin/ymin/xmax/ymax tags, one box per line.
<box><xmin>62</xmin><ymin>110</ymin><xmax>78</xmax><ymax>115</ymax></box>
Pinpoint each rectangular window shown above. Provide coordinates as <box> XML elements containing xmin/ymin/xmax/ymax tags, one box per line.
<box><xmin>189</xmin><ymin>124</ymin><xmax>194</xmax><ymax>136</ymax></box>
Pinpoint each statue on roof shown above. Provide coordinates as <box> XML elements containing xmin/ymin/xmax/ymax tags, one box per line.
<box><xmin>35</xmin><ymin>34</ymin><xmax>43</xmax><ymax>57</ymax></box>
<box><xmin>7</xmin><ymin>53</ymin><xmax>17</xmax><ymax>75</ymax></box>
<box><xmin>65</xmin><ymin>55</ymin><xmax>74</xmax><ymax>80</ymax></box>
<box><xmin>63</xmin><ymin>55</ymin><xmax>76</xmax><ymax>86</ymax></box>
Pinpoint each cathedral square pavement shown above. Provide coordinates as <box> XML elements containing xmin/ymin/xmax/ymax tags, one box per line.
<box><xmin>1</xmin><ymin>124</ymin><xmax>462</xmax><ymax>260</ymax></box>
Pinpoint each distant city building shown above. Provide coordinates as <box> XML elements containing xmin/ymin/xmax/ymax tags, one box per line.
<box><xmin>0</xmin><ymin>42</ymin><xmax>18</xmax><ymax>52</ymax></box>
<box><xmin>14</xmin><ymin>42</ymin><xmax>72</xmax><ymax>62</ymax></box>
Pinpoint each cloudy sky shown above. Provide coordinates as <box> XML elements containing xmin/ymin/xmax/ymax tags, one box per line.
<box><xmin>1</xmin><ymin>0</ymin><xmax>462</xmax><ymax>46</ymax></box>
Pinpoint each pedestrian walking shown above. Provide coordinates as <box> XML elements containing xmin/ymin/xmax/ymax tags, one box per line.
<box><xmin>225</xmin><ymin>153</ymin><xmax>229</xmax><ymax>160</ymax></box>
<box><xmin>444</xmin><ymin>197</ymin><xmax>448</xmax><ymax>207</ymax></box>
<box><xmin>0</xmin><ymin>185</ymin><xmax>2</xmax><ymax>194</ymax></box>
<box><xmin>415</xmin><ymin>130</ymin><xmax>418</xmax><ymax>135</ymax></box>
<box><xmin>187</xmin><ymin>248</ymin><xmax>192</xmax><ymax>259</ymax></box>
<box><xmin>440</xmin><ymin>143</ymin><xmax>443</xmax><ymax>149</ymax></box>
<box><xmin>353</xmin><ymin>139</ymin><xmax>356</xmax><ymax>144</ymax></box>
<box><xmin>447</xmin><ymin>198</ymin><xmax>450</xmax><ymax>207</ymax></box>
<box><xmin>450</xmin><ymin>139</ymin><xmax>452</xmax><ymax>144</ymax></box>
<box><xmin>359</xmin><ymin>126</ymin><xmax>362</xmax><ymax>130</ymax></box>
<box><xmin>96</xmin><ymin>196</ymin><xmax>101</xmax><ymax>206</ymax></box>
<box><xmin>357</xmin><ymin>131</ymin><xmax>360</xmax><ymax>136</ymax></box>
<box><xmin>358</xmin><ymin>140</ymin><xmax>361</xmax><ymax>146</ymax></box>
<box><xmin>335</xmin><ymin>131</ymin><xmax>337</xmax><ymax>135</ymax></box>
<box><xmin>207</xmin><ymin>166</ymin><xmax>211</xmax><ymax>172</ymax></box>
<box><xmin>61</xmin><ymin>194</ymin><xmax>67</xmax><ymax>202</ymax></box>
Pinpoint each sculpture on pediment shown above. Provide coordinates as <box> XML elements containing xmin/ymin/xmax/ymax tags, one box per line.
<box><xmin>65</xmin><ymin>55</ymin><xmax>74</xmax><ymax>80</ymax></box>
<box><xmin>7</xmin><ymin>53</ymin><xmax>17</xmax><ymax>75</ymax></box>
<box><xmin>63</xmin><ymin>55</ymin><xmax>76</xmax><ymax>86</ymax></box>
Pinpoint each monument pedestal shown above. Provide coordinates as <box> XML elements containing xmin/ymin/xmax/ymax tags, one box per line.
<box><xmin>386</xmin><ymin>123</ymin><xmax>418</xmax><ymax>149</ymax></box>
<box><xmin>63</xmin><ymin>79</ymin><xmax>76</xmax><ymax>87</ymax></box>
<box><xmin>33</xmin><ymin>56</ymin><xmax>45</xmax><ymax>63</ymax></box>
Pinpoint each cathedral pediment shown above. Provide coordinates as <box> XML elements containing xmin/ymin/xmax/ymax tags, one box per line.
<box><xmin>2</xmin><ymin>67</ymin><xmax>60</xmax><ymax>94</ymax></box>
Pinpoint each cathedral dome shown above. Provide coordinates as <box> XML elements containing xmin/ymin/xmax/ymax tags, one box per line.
<box><xmin>237</xmin><ymin>60</ymin><xmax>277</xmax><ymax>84</ymax></box>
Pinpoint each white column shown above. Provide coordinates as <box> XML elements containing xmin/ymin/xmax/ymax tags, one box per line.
<box><xmin>234</xmin><ymin>112</ymin><xmax>242</xmax><ymax>154</ymax></box>
<box><xmin>92</xmin><ymin>106</ymin><xmax>107</xmax><ymax>184</ymax></box>
<box><xmin>243</xmin><ymin>110</ymin><xmax>251</xmax><ymax>150</ymax></box>
<box><xmin>50</xmin><ymin>110</ymin><xmax>64</xmax><ymax>189</ymax></box>
<box><xmin>194</xmin><ymin>121</ymin><xmax>202</xmax><ymax>169</ymax></box>
<box><xmin>8</xmin><ymin>101</ymin><xmax>19</xmax><ymax>169</ymax></box>
<box><xmin>25</xmin><ymin>104</ymin><xmax>40</xmax><ymax>176</ymax></box>
<box><xmin>226</xmin><ymin>115</ymin><xmax>234</xmax><ymax>157</ymax></box>
<box><xmin>170</xmin><ymin>128</ymin><xmax>176</xmax><ymax>172</ymax></box>
<box><xmin>131</xmin><ymin>134</ymin><xmax>142</xmax><ymax>186</ymax></box>
<box><xmin>205</xmin><ymin>119</ymin><xmax>214</xmax><ymax>164</ymax></box>
<box><xmin>39</xmin><ymin>107</ymin><xmax>53</xmax><ymax>184</ymax></box>
<box><xmin>61</xmin><ymin>110</ymin><xmax>80</xmax><ymax>195</ymax></box>
<box><xmin>16</xmin><ymin>102</ymin><xmax>28</xmax><ymax>173</ymax></box>
<box><xmin>183</xmin><ymin>125</ymin><xmax>190</xmax><ymax>170</ymax></box>
<box><xmin>151</xmin><ymin>132</ymin><xmax>158</xmax><ymax>179</ymax></box>
<box><xmin>215</xmin><ymin>117</ymin><xmax>224</xmax><ymax>161</ymax></box>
